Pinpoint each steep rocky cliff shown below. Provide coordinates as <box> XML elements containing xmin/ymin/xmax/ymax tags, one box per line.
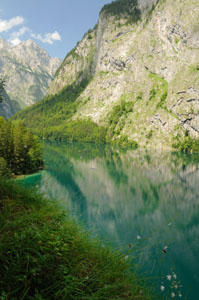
<box><xmin>0</xmin><ymin>90</ymin><xmax>20</xmax><ymax>118</ymax></box>
<box><xmin>0</xmin><ymin>38</ymin><xmax>61</xmax><ymax>117</ymax></box>
<box><xmin>15</xmin><ymin>0</ymin><xmax>199</xmax><ymax>149</ymax></box>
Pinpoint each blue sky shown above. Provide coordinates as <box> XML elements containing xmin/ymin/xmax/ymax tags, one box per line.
<box><xmin>0</xmin><ymin>0</ymin><xmax>112</xmax><ymax>59</ymax></box>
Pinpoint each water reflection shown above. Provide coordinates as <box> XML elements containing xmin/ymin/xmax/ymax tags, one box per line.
<box><xmin>21</xmin><ymin>142</ymin><xmax>199</xmax><ymax>300</ymax></box>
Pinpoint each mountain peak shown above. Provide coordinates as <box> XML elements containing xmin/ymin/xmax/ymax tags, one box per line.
<box><xmin>0</xmin><ymin>37</ymin><xmax>11</xmax><ymax>49</ymax></box>
<box><xmin>15</xmin><ymin>39</ymin><xmax>44</xmax><ymax>50</ymax></box>
<box><xmin>0</xmin><ymin>37</ymin><xmax>62</xmax><ymax>118</ymax></box>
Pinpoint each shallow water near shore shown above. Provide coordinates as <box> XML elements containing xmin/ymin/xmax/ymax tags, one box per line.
<box><xmin>19</xmin><ymin>141</ymin><xmax>199</xmax><ymax>300</ymax></box>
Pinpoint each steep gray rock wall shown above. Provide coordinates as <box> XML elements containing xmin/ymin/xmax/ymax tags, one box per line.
<box><xmin>47</xmin><ymin>0</ymin><xmax>199</xmax><ymax>148</ymax></box>
<box><xmin>48</xmin><ymin>30</ymin><xmax>96</xmax><ymax>95</ymax></box>
<box><xmin>138</xmin><ymin>0</ymin><xmax>159</xmax><ymax>11</ymax></box>
<box><xmin>0</xmin><ymin>91</ymin><xmax>20</xmax><ymax>119</ymax></box>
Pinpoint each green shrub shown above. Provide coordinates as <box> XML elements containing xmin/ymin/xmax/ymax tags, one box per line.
<box><xmin>0</xmin><ymin>157</ymin><xmax>10</xmax><ymax>177</ymax></box>
<box><xmin>173</xmin><ymin>136</ymin><xmax>199</xmax><ymax>153</ymax></box>
<box><xmin>146</xmin><ymin>130</ymin><xmax>153</xmax><ymax>139</ymax></box>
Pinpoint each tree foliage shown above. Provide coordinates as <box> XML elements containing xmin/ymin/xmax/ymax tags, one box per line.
<box><xmin>101</xmin><ymin>0</ymin><xmax>141</xmax><ymax>24</ymax></box>
<box><xmin>0</xmin><ymin>78</ymin><xmax>5</xmax><ymax>102</ymax></box>
<box><xmin>0</xmin><ymin>117</ymin><xmax>43</xmax><ymax>175</ymax></box>
<box><xmin>173</xmin><ymin>135</ymin><xmax>199</xmax><ymax>153</ymax></box>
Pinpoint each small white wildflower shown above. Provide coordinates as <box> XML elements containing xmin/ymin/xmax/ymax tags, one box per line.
<box><xmin>174</xmin><ymin>284</ymin><xmax>178</xmax><ymax>289</ymax></box>
<box><xmin>171</xmin><ymin>292</ymin><xmax>175</xmax><ymax>298</ymax></box>
<box><xmin>85</xmin><ymin>276</ymin><xmax>89</xmax><ymax>280</ymax></box>
<box><xmin>179</xmin><ymin>293</ymin><xmax>182</xmax><ymax>298</ymax></box>
<box><xmin>167</xmin><ymin>275</ymin><xmax>172</xmax><ymax>281</ymax></box>
<box><xmin>136</xmin><ymin>235</ymin><xmax>141</xmax><ymax>240</ymax></box>
<box><xmin>125</xmin><ymin>255</ymin><xmax>129</xmax><ymax>260</ymax></box>
<box><xmin>173</xmin><ymin>274</ymin><xmax>177</xmax><ymax>279</ymax></box>
<box><xmin>160</xmin><ymin>285</ymin><xmax>165</xmax><ymax>291</ymax></box>
<box><xmin>168</xmin><ymin>222</ymin><xmax>172</xmax><ymax>226</ymax></box>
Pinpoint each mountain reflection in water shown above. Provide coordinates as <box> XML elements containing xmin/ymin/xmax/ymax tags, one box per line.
<box><xmin>20</xmin><ymin>142</ymin><xmax>199</xmax><ymax>300</ymax></box>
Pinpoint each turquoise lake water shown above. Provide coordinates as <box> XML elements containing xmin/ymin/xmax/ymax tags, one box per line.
<box><xmin>19</xmin><ymin>142</ymin><xmax>199</xmax><ymax>300</ymax></box>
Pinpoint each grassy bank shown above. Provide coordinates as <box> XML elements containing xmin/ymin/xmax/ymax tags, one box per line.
<box><xmin>0</xmin><ymin>178</ymin><xmax>153</xmax><ymax>300</ymax></box>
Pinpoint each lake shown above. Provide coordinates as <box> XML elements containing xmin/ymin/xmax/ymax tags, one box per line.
<box><xmin>20</xmin><ymin>141</ymin><xmax>199</xmax><ymax>300</ymax></box>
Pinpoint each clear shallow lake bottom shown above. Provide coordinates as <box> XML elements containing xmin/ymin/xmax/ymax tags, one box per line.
<box><xmin>19</xmin><ymin>142</ymin><xmax>199</xmax><ymax>300</ymax></box>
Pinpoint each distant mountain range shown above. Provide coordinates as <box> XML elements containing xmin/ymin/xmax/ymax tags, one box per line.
<box><xmin>0</xmin><ymin>38</ymin><xmax>62</xmax><ymax>118</ymax></box>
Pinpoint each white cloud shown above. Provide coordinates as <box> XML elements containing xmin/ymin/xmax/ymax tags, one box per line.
<box><xmin>31</xmin><ymin>31</ymin><xmax>62</xmax><ymax>44</ymax></box>
<box><xmin>10</xmin><ymin>37</ymin><xmax>21</xmax><ymax>46</ymax></box>
<box><xmin>10</xmin><ymin>26</ymin><xmax>30</xmax><ymax>38</ymax></box>
<box><xmin>9</xmin><ymin>26</ymin><xmax>31</xmax><ymax>46</ymax></box>
<box><xmin>0</xmin><ymin>16</ymin><xmax>24</xmax><ymax>33</ymax></box>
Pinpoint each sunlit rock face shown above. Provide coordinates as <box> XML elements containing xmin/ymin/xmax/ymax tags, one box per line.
<box><xmin>47</xmin><ymin>0</ymin><xmax>199</xmax><ymax>149</ymax></box>
<box><xmin>138</xmin><ymin>0</ymin><xmax>159</xmax><ymax>11</ymax></box>
<box><xmin>0</xmin><ymin>38</ymin><xmax>61</xmax><ymax>118</ymax></box>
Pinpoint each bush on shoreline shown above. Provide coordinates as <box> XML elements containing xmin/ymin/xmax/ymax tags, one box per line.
<box><xmin>0</xmin><ymin>117</ymin><xmax>43</xmax><ymax>176</ymax></box>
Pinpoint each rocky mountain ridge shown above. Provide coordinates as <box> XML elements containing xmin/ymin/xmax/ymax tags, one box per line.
<box><xmin>14</xmin><ymin>0</ymin><xmax>199</xmax><ymax>149</ymax></box>
<box><xmin>0</xmin><ymin>38</ymin><xmax>61</xmax><ymax>117</ymax></box>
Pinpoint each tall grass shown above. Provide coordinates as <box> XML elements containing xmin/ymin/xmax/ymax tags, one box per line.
<box><xmin>0</xmin><ymin>178</ymin><xmax>153</xmax><ymax>300</ymax></box>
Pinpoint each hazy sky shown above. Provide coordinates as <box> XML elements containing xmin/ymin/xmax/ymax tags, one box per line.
<box><xmin>0</xmin><ymin>0</ymin><xmax>112</xmax><ymax>59</ymax></box>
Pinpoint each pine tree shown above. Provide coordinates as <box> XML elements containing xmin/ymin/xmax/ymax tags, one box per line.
<box><xmin>0</xmin><ymin>78</ymin><xmax>5</xmax><ymax>102</ymax></box>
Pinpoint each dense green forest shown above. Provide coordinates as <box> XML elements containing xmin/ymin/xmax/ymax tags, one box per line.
<box><xmin>12</xmin><ymin>79</ymin><xmax>91</xmax><ymax>137</ymax></box>
<box><xmin>0</xmin><ymin>117</ymin><xmax>43</xmax><ymax>176</ymax></box>
<box><xmin>101</xmin><ymin>0</ymin><xmax>141</xmax><ymax>23</ymax></box>
<box><xmin>12</xmin><ymin>79</ymin><xmax>107</xmax><ymax>143</ymax></box>
<box><xmin>12</xmin><ymin>78</ymin><xmax>139</xmax><ymax>148</ymax></box>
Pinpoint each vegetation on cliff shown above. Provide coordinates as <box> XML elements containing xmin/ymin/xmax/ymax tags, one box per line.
<box><xmin>173</xmin><ymin>134</ymin><xmax>199</xmax><ymax>153</ymax></box>
<box><xmin>12</xmin><ymin>0</ymin><xmax>199</xmax><ymax>151</ymax></box>
<box><xmin>101</xmin><ymin>0</ymin><xmax>141</xmax><ymax>24</ymax></box>
<box><xmin>12</xmin><ymin>79</ymin><xmax>89</xmax><ymax>135</ymax></box>
<box><xmin>12</xmin><ymin>79</ymin><xmax>138</xmax><ymax>147</ymax></box>
<box><xmin>0</xmin><ymin>117</ymin><xmax>43</xmax><ymax>176</ymax></box>
<box><xmin>0</xmin><ymin>78</ymin><xmax>5</xmax><ymax>102</ymax></box>
<box><xmin>0</xmin><ymin>178</ymin><xmax>152</xmax><ymax>300</ymax></box>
